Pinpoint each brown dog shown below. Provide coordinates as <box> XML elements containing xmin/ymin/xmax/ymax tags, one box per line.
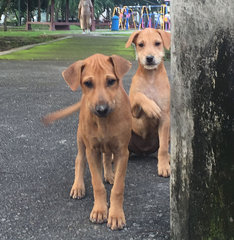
<box><xmin>125</xmin><ymin>28</ymin><xmax>171</xmax><ymax>177</ymax></box>
<box><xmin>44</xmin><ymin>54</ymin><xmax>132</xmax><ymax>230</ymax></box>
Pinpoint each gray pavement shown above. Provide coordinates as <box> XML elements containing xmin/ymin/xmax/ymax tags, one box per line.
<box><xmin>0</xmin><ymin>60</ymin><xmax>170</xmax><ymax>240</ymax></box>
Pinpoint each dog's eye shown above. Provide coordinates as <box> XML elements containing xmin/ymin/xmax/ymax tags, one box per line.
<box><xmin>155</xmin><ymin>42</ymin><xmax>161</xmax><ymax>46</ymax></box>
<box><xmin>107</xmin><ymin>79</ymin><xmax>116</xmax><ymax>87</ymax></box>
<box><xmin>138</xmin><ymin>43</ymin><xmax>144</xmax><ymax>48</ymax></box>
<box><xmin>83</xmin><ymin>80</ymin><xmax>93</xmax><ymax>88</ymax></box>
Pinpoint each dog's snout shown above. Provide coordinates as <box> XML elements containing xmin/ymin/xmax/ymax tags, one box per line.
<box><xmin>95</xmin><ymin>104</ymin><xmax>109</xmax><ymax>117</ymax></box>
<box><xmin>146</xmin><ymin>56</ymin><xmax>154</xmax><ymax>63</ymax></box>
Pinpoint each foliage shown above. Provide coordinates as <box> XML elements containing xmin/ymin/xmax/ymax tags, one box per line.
<box><xmin>69</xmin><ymin>0</ymin><xmax>79</xmax><ymax>18</ymax></box>
<box><xmin>0</xmin><ymin>0</ymin><xmax>167</xmax><ymax>25</ymax></box>
<box><xmin>0</xmin><ymin>0</ymin><xmax>8</xmax><ymax>20</ymax></box>
<box><xmin>94</xmin><ymin>0</ymin><xmax>114</xmax><ymax>21</ymax></box>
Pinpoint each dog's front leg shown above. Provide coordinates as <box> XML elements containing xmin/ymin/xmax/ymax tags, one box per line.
<box><xmin>107</xmin><ymin>149</ymin><xmax>128</xmax><ymax>230</ymax></box>
<box><xmin>130</xmin><ymin>92</ymin><xmax>161</xmax><ymax>119</ymax></box>
<box><xmin>157</xmin><ymin>115</ymin><xmax>170</xmax><ymax>177</ymax></box>
<box><xmin>70</xmin><ymin>137</ymin><xmax>86</xmax><ymax>199</ymax></box>
<box><xmin>86</xmin><ymin>148</ymin><xmax>108</xmax><ymax>224</ymax></box>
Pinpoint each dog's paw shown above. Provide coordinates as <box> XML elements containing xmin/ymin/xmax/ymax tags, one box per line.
<box><xmin>90</xmin><ymin>205</ymin><xmax>108</xmax><ymax>224</ymax></box>
<box><xmin>131</xmin><ymin>104</ymin><xmax>142</xmax><ymax>118</ymax></box>
<box><xmin>158</xmin><ymin>162</ymin><xmax>170</xmax><ymax>177</ymax></box>
<box><xmin>143</xmin><ymin>100</ymin><xmax>161</xmax><ymax>119</ymax></box>
<box><xmin>70</xmin><ymin>182</ymin><xmax>85</xmax><ymax>199</ymax></box>
<box><xmin>107</xmin><ymin>208</ymin><xmax>126</xmax><ymax>230</ymax></box>
<box><xmin>104</xmin><ymin>171</ymin><xmax>115</xmax><ymax>185</ymax></box>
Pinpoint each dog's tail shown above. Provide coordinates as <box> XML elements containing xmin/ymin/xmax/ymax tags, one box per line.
<box><xmin>42</xmin><ymin>101</ymin><xmax>81</xmax><ymax>126</ymax></box>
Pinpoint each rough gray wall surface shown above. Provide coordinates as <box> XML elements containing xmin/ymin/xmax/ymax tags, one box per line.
<box><xmin>171</xmin><ymin>0</ymin><xmax>234</xmax><ymax>239</ymax></box>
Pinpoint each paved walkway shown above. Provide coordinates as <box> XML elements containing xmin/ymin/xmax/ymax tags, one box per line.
<box><xmin>0</xmin><ymin>60</ymin><xmax>170</xmax><ymax>240</ymax></box>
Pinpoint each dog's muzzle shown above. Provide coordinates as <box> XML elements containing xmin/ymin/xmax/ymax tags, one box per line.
<box><xmin>145</xmin><ymin>55</ymin><xmax>156</xmax><ymax>66</ymax></box>
<box><xmin>94</xmin><ymin>103</ymin><xmax>110</xmax><ymax>118</ymax></box>
<box><xmin>144</xmin><ymin>55</ymin><xmax>161</xmax><ymax>70</ymax></box>
<box><xmin>146</xmin><ymin>55</ymin><xmax>154</xmax><ymax>64</ymax></box>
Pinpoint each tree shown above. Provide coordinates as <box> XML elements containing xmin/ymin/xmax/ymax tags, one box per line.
<box><xmin>0</xmin><ymin>0</ymin><xmax>166</xmax><ymax>29</ymax></box>
<box><xmin>94</xmin><ymin>0</ymin><xmax>114</xmax><ymax>21</ymax></box>
<box><xmin>93</xmin><ymin>0</ymin><xmax>165</xmax><ymax>21</ymax></box>
<box><xmin>69</xmin><ymin>0</ymin><xmax>79</xmax><ymax>20</ymax></box>
<box><xmin>3</xmin><ymin>0</ymin><xmax>10</xmax><ymax>31</ymax></box>
<box><xmin>0</xmin><ymin>0</ymin><xmax>8</xmax><ymax>22</ymax></box>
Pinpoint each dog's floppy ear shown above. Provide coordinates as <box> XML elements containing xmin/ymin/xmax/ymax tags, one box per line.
<box><xmin>157</xmin><ymin>29</ymin><xmax>171</xmax><ymax>50</ymax></box>
<box><xmin>62</xmin><ymin>60</ymin><xmax>85</xmax><ymax>91</ymax></box>
<box><xmin>125</xmin><ymin>31</ymin><xmax>140</xmax><ymax>48</ymax></box>
<box><xmin>110</xmin><ymin>55</ymin><xmax>132</xmax><ymax>80</ymax></box>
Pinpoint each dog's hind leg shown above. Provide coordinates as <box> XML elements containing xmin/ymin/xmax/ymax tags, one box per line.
<box><xmin>157</xmin><ymin>115</ymin><xmax>170</xmax><ymax>177</ymax></box>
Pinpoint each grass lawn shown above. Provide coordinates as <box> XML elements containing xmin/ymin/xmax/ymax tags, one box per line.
<box><xmin>0</xmin><ymin>23</ymin><xmax>133</xmax><ymax>53</ymax></box>
<box><xmin>0</xmin><ymin>35</ymin><xmax>136</xmax><ymax>61</ymax></box>
<box><xmin>0</xmin><ymin>26</ymin><xmax>170</xmax><ymax>61</ymax></box>
<box><xmin>0</xmin><ymin>35</ymin><xmax>62</xmax><ymax>51</ymax></box>
<box><xmin>0</xmin><ymin>24</ymin><xmax>82</xmax><ymax>36</ymax></box>
<box><xmin>0</xmin><ymin>25</ymin><xmax>83</xmax><ymax>52</ymax></box>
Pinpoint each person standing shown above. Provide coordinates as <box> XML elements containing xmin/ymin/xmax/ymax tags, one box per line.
<box><xmin>164</xmin><ymin>8</ymin><xmax>170</xmax><ymax>31</ymax></box>
<box><xmin>78</xmin><ymin>0</ymin><xmax>93</xmax><ymax>34</ymax></box>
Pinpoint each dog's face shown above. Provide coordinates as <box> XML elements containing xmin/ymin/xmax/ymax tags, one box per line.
<box><xmin>62</xmin><ymin>54</ymin><xmax>131</xmax><ymax>118</ymax></box>
<box><xmin>126</xmin><ymin>28</ymin><xmax>171</xmax><ymax>70</ymax></box>
<box><xmin>134</xmin><ymin>29</ymin><xmax>165</xmax><ymax>70</ymax></box>
<box><xmin>80</xmin><ymin>56</ymin><xmax>119</xmax><ymax>117</ymax></box>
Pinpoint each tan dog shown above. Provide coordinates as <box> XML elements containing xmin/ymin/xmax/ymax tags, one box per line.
<box><xmin>78</xmin><ymin>0</ymin><xmax>93</xmax><ymax>33</ymax></box>
<box><xmin>126</xmin><ymin>28</ymin><xmax>171</xmax><ymax>177</ymax></box>
<box><xmin>44</xmin><ymin>54</ymin><xmax>132</xmax><ymax>230</ymax></box>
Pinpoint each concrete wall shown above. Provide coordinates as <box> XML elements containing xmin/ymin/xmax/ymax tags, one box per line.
<box><xmin>170</xmin><ymin>0</ymin><xmax>234</xmax><ymax>239</ymax></box>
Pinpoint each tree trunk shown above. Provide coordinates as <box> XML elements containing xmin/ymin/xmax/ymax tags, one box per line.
<box><xmin>38</xmin><ymin>0</ymin><xmax>41</xmax><ymax>22</ymax></box>
<box><xmin>46</xmin><ymin>3</ymin><xmax>49</xmax><ymax>22</ymax></box>
<box><xmin>65</xmin><ymin>0</ymin><xmax>69</xmax><ymax>22</ymax></box>
<box><xmin>171</xmin><ymin>0</ymin><xmax>234</xmax><ymax>239</ymax></box>
<box><xmin>3</xmin><ymin>10</ymin><xmax>7</xmax><ymax>31</ymax></box>
<box><xmin>61</xmin><ymin>10</ymin><xmax>64</xmax><ymax>22</ymax></box>
<box><xmin>18</xmin><ymin>0</ymin><xmax>21</xmax><ymax>26</ymax></box>
<box><xmin>3</xmin><ymin>0</ymin><xmax>10</xmax><ymax>31</ymax></box>
<box><xmin>27</xmin><ymin>0</ymin><xmax>31</xmax><ymax>21</ymax></box>
<box><xmin>91</xmin><ymin>0</ymin><xmax>95</xmax><ymax>31</ymax></box>
<box><xmin>106</xmin><ymin>7</ymin><xmax>110</xmax><ymax>21</ymax></box>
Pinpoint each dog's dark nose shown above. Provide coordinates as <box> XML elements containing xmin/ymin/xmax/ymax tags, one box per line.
<box><xmin>146</xmin><ymin>55</ymin><xmax>154</xmax><ymax>63</ymax></box>
<box><xmin>95</xmin><ymin>104</ymin><xmax>109</xmax><ymax>117</ymax></box>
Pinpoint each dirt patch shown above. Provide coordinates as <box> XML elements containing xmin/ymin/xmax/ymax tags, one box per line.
<box><xmin>0</xmin><ymin>35</ymin><xmax>61</xmax><ymax>51</ymax></box>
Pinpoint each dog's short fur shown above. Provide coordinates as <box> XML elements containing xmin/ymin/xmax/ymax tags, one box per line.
<box><xmin>42</xmin><ymin>29</ymin><xmax>171</xmax><ymax>179</ymax></box>
<box><xmin>126</xmin><ymin>28</ymin><xmax>171</xmax><ymax>177</ymax></box>
<box><xmin>45</xmin><ymin>54</ymin><xmax>132</xmax><ymax>230</ymax></box>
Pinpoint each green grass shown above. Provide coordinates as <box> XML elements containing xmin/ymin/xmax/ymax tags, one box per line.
<box><xmin>0</xmin><ymin>35</ymin><xmax>63</xmax><ymax>51</ymax></box>
<box><xmin>0</xmin><ymin>23</ymin><xmax>81</xmax><ymax>32</ymax></box>
<box><xmin>0</xmin><ymin>29</ymin><xmax>82</xmax><ymax>37</ymax></box>
<box><xmin>0</xmin><ymin>25</ymin><xmax>132</xmax><ymax>37</ymax></box>
<box><xmin>0</xmin><ymin>35</ymin><xmax>135</xmax><ymax>61</ymax></box>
